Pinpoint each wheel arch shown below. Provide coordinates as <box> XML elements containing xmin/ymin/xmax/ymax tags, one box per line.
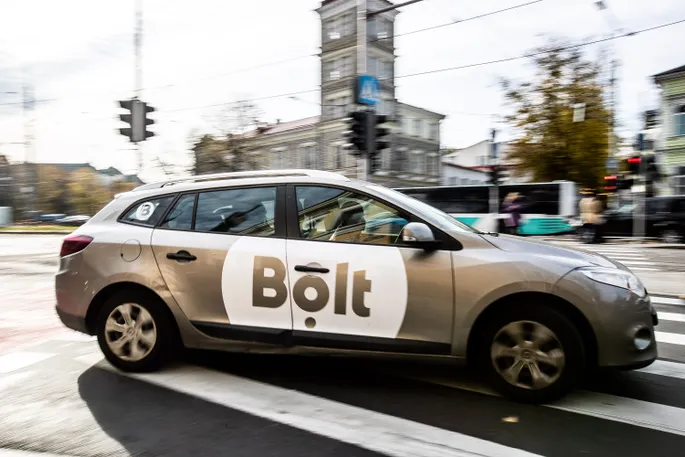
<box><xmin>465</xmin><ymin>291</ymin><xmax>598</xmax><ymax>369</ymax></box>
<box><xmin>85</xmin><ymin>281</ymin><xmax>180</xmax><ymax>340</ymax></box>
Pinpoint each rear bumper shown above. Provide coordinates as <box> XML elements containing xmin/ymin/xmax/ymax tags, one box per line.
<box><xmin>55</xmin><ymin>305</ymin><xmax>91</xmax><ymax>334</ymax></box>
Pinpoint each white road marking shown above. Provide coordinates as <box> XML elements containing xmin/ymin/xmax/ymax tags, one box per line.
<box><xmin>396</xmin><ymin>366</ymin><xmax>685</xmax><ymax>438</ymax></box>
<box><xmin>639</xmin><ymin>359</ymin><xmax>685</xmax><ymax>381</ymax></box>
<box><xmin>626</xmin><ymin>265</ymin><xmax>659</xmax><ymax>271</ymax></box>
<box><xmin>86</xmin><ymin>360</ymin><xmax>540</xmax><ymax>457</ymax></box>
<box><xmin>657</xmin><ymin>312</ymin><xmax>685</xmax><ymax>323</ymax></box>
<box><xmin>0</xmin><ymin>450</ymin><xmax>76</xmax><ymax>457</ymax></box>
<box><xmin>0</xmin><ymin>370</ymin><xmax>34</xmax><ymax>390</ymax></box>
<box><xmin>0</xmin><ymin>352</ymin><xmax>55</xmax><ymax>374</ymax></box>
<box><xmin>619</xmin><ymin>260</ymin><xmax>658</xmax><ymax>266</ymax></box>
<box><xmin>655</xmin><ymin>331</ymin><xmax>685</xmax><ymax>346</ymax></box>
<box><xmin>652</xmin><ymin>296</ymin><xmax>685</xmax><ymax>306</ymax></box>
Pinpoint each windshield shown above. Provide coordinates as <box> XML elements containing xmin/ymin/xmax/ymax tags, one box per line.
<box><xmin>367</xmin><ymin>184</ymin><xmax>479</xmax><ymax>234</ymax></box>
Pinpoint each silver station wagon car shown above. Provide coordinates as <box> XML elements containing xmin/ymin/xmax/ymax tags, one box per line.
<box><xmin>55</xmin><ymin>170</ymin><xmax>658</xmax><ymax>403</ymax></box>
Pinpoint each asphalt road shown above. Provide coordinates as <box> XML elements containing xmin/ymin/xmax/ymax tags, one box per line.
<box><xmin>2</xmin><ymin>234</ymin><xmax>685</xmax><ymax>457</ymax></box>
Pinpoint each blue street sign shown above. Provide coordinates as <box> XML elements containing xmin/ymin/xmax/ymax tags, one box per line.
<box><xmin>355</xmin><ymin>75</ymin><xmax>380</xmax><ymax>106</ymax></box>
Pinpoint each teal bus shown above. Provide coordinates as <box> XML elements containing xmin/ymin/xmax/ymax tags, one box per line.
<box><xmin>395</xmin><ymin>181</ymin><xmax>578</xmax><ymax>235</ymax></box>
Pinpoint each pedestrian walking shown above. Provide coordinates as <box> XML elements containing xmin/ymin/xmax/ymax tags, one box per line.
<box><xmin>502</xmin><ymin>192</ymin><xmax>522</xmax><ymax>235</ymax></box>
<box><xmin>579</xmin><ymin>191</ymin><xmax>605</xmax><ymax>244</ymax></box>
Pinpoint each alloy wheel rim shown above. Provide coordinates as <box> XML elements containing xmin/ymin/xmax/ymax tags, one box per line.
<box><xmin>490</xmin><ymin>320</ymin><xmax>565</xmax><ymax>390</ymax></box>
<box><xmin>105</xmin><ymin>303</ymin><xmax>157</xmax><ymax>362</ymax></box>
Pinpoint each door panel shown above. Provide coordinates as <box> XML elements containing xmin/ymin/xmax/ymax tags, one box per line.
<box><xmin>286</xmin><ymin>184</ymin><xmax>454</xmax><ymax>351</ymax></box>
<box><xmin>150</xmin><ymin>185</ymin><xmax>292</xmax><ymax>333</ymax></box>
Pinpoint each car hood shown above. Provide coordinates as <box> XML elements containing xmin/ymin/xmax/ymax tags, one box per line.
<box><xmin>483</xmin><ymin>235</ymin><xmax>623</xmax><ymax>270</ymax></box>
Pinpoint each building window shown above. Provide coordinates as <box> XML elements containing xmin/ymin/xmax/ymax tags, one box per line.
<box><xmin>379</xmin><ymin>60</ymin><xmax>392</xmax><ymax>80</ymax></box>
<box><xmin>325</xmin><ymin>13</ymin><xmax>352</xmax><ymax>42</ymax></box>
<box><xmin>410</xmin><ymin>151</ymin><xmax>424</xmax><ymax>173</ymax></box>
<box><xmin>676</xmin><ymin>105</ymin><xmax>685</xmax><ymax>136</ymax></box>
<box><xmin>413</xmin><ymin>119</ymin><xmax>422</xmax><ymax>137</ymax></box>
<box><xmin>334</xmin><ymin>145</ymin><xmax>346</xmax><ymax>169</ymax></box>
<box><xmin>367</xmin><ymin>57</ymin><xmax>378</xmax><ymax>77</ymax></box>
<box><xmin>302</xmin><ymin>145</ymin><xmax>316</xmax><ymax>169</ymax></box>
<box><xmin>427</xmin><ymin>154</ymin><xmax>438</xmax><ymax>175</ymax></box>
<box><xmin>449</xmin><ymin>177</ymin><xmax>457</xmax><ymax>186</ymax></box>
<box><xmin>430</xmin><ymin>122</ymin><xmax>439</xmax><ymax>141</ymax></box>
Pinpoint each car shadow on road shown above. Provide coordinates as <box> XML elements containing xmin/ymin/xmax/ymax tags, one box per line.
<box><xmin>77</xmin><ymin>363</ymin><xmax>381</xmax><ymax>457</ymax></box>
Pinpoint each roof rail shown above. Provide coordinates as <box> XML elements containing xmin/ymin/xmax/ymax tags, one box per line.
<box><xmin>132</xmin><ymin>169</ymin><xmax>349</xmax><ymax>192</ymax></box>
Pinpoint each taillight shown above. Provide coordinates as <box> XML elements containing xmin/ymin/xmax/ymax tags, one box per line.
<box><xmin>60</xmin><ymin>235</ymin><xmax>93</xmax><ymax>257</ymax></box>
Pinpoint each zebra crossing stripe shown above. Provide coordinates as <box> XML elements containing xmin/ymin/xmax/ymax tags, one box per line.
<box><xmin>89</xmin><ymin>361</ymin><xmax>541</xmax><ymax>457</ymax></box>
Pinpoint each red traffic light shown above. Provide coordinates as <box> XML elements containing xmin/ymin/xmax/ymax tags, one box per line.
<box><xmin>627</xmin><ymin>157</ymin><xmax>641</xmax><ymax>164</ymax></box>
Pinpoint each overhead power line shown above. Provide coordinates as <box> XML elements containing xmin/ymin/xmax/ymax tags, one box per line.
<box><xmin>1</xmin><ymin>16</ymin><xmax>683</xmax><ymax>114</ymax></box>
<box><xmin>373</xmin><ymin>0</ymin><xmax>545</xmax><ymax>42</ymax></box>
<box><xmin>158</xmin><ymin>16</ymin><xmax>685</xmax><ymax>115</ymax></box>
<box><xmin>395</xmin><ymin>17</ymin><xmax>685</xmax><ymax>80</ymax></box>
<box><xmin>0</xmin><ymin>52</ymin><xmax>317</xmax><ymax>108</ymax></box>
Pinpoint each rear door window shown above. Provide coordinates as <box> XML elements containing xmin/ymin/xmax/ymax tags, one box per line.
<box><xmin>194</xmin><ymin>187</ymin><xmax>277</xmax><ymax>236</ymax></box>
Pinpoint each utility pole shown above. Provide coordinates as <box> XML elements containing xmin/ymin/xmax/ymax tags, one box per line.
<box><xmin>134</xmin><ymin>0</ymin><xmax>144</xmax><ymax>175</ymax></box>
<box><xmin>356</xmin><ymin>0</ymin><xmax>368</xmax><ymax>181</ymax></box>
<box><xmin>22</xmin><ymin>71</ymin><xmax>36</xmax><ymax>212</ymax></box>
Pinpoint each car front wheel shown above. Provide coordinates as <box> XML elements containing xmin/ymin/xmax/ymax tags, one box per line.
<box><xmin>96</xmin><ymin>291</ymin><xmax>176</xmax><ymax>372</ymax></box>
<box><xmin>477</xmin><ymin>305</ymin><xmax>585</xmax><ymax>404</ymax></box>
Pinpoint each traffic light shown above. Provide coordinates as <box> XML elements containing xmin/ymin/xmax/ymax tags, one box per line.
<box><xmin>142</xmin><ymin>102</ymin><xmax>156</xmax><ymax>140</ymax></box>
<box><xmin>627</xmin><ymin>155</ymin><xmax>641</xmax><ymax>175</ymax></box>
<box><xmin>487</xmin><ymin>164</ymin><xmax>501</xmax><ymax>186</ymax></box>
<box><xmin>603</xmin><ymin>175</ymin><xmax>617</xmax><ymax>193</ymax></box>
<box><xmin>118</xmin><ymin>99</ymin><xmax>156</xmax><ymax>143</ymax></box>
<box><xmin>343</xmin><ymin>111</ymin><xmax>369</xmax><ymax>156</ymax></box>
<box><xmin>118</xmin><ymin>99</ymin><xmax>135</xmax><ymax>141</ymax></box>
<box><xmin>374</xmin><ymin>114</ymin><xmax>390</xmax><ymax>152</ymax></box>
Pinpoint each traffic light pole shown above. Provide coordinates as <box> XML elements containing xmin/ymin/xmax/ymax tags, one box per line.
<box><xmin>634</xmin><ymin>148</ymin><xmax>646</xmax><ymax>242</ymax></box>
<box><xmin>489</xmin><ymin>129</ymin><xmax>499</xmax><ymax>231</ymax></box>
<box><xmin>134</xmin><ymin>0</ymin><xmax>143</xmax><ymax>174</ymax></box>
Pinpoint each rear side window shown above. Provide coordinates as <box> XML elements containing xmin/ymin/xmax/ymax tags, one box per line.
<box><xmin>120</xmin><ymin>196</ymin><xmax>174</xmax><ymax>227</ymax></box>
<box><xmin>195</xmin><ymin>187</ymin><xmax>277</xmax><ymax>236</ymax></box>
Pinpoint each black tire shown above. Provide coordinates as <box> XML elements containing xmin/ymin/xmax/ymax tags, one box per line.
<box><xmin>475</xmin><ymin>304</ymin><xmax>585</xmax><ymax>404</ymax></box>
<box><xmin>96</xmin><ymin>290</ymin><xmax>178</xmax><ymax>372</ymax></box>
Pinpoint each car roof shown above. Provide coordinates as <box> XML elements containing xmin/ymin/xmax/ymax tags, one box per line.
<box><xmin>117</xmin><ymin>170</ymin><xmax>363</xmax><ymax>201</ymax></box>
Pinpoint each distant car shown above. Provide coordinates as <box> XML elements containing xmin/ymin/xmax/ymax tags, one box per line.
<box><xmin>39</xmin><ymin>214</ymin><xmax>67</xmax><ymax>223</ymax></box>
<box><xmin>603</xmin><ymin>196</ymin><xmax>685</xmax><ymax>243</ymax></box>
<box><xmin>55</xmin><ymin>169</ymin><xmax>657</xmax><ymax>404</ymax></box>
<box><xmin>55</xmin><ymin>215</ymin><xmax>90</xmax><ymax>226</ymax></box>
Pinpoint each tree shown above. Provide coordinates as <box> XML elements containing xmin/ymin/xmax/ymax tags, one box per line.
<box><xmin>67</xmin><ymin>168</ymin><xmax>111</xmax><ymax>216</ymax></box>
<box><xmin>501</xmin><ymin>39</ymin><xmax>610</xmax><ymax>189</ymax></box>
<box><xmin>36</xmin><ymin>165</ymin><xmax>71</xmax><ymax>214</ymax></box>
<box><xmin>192</xmin><ymin>100</ymin><xmax>265</xmax><ymax>175</ymax></box>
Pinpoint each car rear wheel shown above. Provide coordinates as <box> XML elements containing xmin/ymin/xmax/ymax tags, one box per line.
<box><xmin>477</xmin><ymin>305</ymin><xmax>585</xmax><ymax>404</ymax></box>
<box><xmin>96</xmin><ymin>291</ymin><xmax>176</xmax><ymax>372</ymax></box>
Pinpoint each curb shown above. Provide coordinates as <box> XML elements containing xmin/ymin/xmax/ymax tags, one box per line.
<box><xmin>0</xmin><ymin>231</ymin><xmax>72</xmax><ymax>235</ymax></box>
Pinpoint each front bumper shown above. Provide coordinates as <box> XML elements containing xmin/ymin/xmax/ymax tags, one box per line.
<box><xmin>554</xmin><ymin>270</ymin><xmax>658</xmax><ymax>369</ymax></box>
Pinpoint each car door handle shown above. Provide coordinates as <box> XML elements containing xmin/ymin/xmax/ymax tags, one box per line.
<box><xmin>166</xmin><ymin>251</ymin><xmax>197</xmax><ymax>262</ymax></box>
<box><xmin>294</xmin><ymin>265</ymin><xmax>330</xmax><ymax>273</ymax></box>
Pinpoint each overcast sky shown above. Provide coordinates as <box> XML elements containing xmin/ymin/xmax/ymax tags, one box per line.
<box><xmin>0</xmin><ymin>0</ymin><xmax>683</xmax><ymax>182</ymax></box>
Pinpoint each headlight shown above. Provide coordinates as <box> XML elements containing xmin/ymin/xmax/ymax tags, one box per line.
<box><xmin>580</xmin><ymin>267</ymin><xmax>646</xmax><ymax>297</ymax></box>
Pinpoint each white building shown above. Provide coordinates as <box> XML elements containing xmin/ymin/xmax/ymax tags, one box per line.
<box><xmin>441</xmin><ymin>140</ymin><xmax>530</xmax><ymax>184</ymax></box>
<box><xmin>441</xmin><ymin>162</ymin><xmax>488</xmax><ymax>186</ymax></box>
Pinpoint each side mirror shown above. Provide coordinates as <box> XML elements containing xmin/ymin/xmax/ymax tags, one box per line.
<box><xmin>401</xmin><ymin>222</ymin><xmax>439</xmax><ymax>250</ymax></box>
